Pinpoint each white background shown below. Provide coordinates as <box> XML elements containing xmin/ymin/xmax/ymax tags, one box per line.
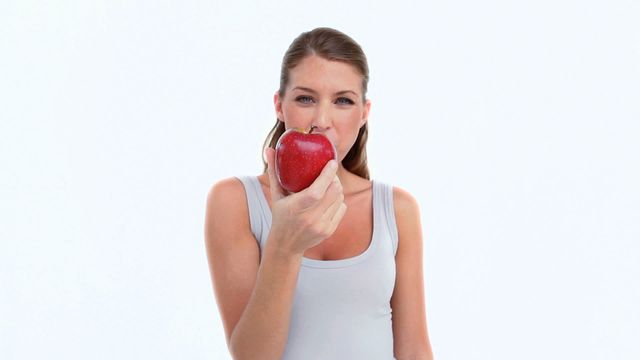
<box><xmin>1</xmin><ymin>0</ymin><xmax>639</xmax><ymax>359</ymax></box>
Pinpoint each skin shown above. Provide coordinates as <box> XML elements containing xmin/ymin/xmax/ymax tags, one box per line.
<box><xmin>205</xmin><ymin>54</ymin><xmax>434</xmax><ymax>359</ymax></box>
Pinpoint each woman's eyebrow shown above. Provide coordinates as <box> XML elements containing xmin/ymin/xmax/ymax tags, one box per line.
<box><xmin>292</xmin><ymin>86</ymin><xmax>357</xmax><ymax>96</ymax></box>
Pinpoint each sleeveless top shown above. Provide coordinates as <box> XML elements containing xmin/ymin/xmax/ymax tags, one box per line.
<box><xmin>236</xmin><ymin>176</ymin><xmax>399</xmax><ymax>360</ymax></box>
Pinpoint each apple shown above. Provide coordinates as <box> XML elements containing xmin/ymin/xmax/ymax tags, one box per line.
<box><xmin>275</xmin><ymin>126</ymin><xmax>338</xmax><ymax>194</ymax></box>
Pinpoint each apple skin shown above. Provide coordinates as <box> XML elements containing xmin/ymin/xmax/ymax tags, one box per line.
<box><xmin>275</xmin><ymin>127</ymin><xmax>337</xmax><ymax>194</ymax></box>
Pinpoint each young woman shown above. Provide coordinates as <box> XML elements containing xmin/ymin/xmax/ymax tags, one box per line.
<box><xmin>205</xmin><ymin>27</ymin><xmax>434</xmax><ymax>360</ymax></box>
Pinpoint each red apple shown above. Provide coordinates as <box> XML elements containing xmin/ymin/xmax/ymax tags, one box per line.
<box><xmin>275</xmin><ymin>126</ymin><xmax>337</xmax><ymax>194</ymax></box>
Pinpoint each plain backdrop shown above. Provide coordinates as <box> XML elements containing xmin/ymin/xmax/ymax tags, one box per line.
<box><xmin>1</xmin><ymin>0</ymin><xmax>639</xmax><ymax>359</ymax></box>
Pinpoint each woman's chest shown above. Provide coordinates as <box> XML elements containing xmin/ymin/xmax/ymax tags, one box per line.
<box><xmin>303</xmin><ymin>193</ymin><xmax>373</xmax><ymax>260</ymax></box>
<box><xmin>259</xmin><ymin>178</ymin><xmax>373</xmax><ymax>261</ymax></box>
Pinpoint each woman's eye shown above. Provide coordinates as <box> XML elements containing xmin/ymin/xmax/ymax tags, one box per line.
<box><xmin>337</xmin><ymin>97</ymin><xmax>354</xmax><ymax>105</ymax></box>
<box><xmin>296</xmin><ymin>96</ymin><xmax>313</xmax><ymax>104</ymax></box>
<box><xmin>295</xmin><ymin>96</ymin><xmax>354</xmax><ymax>105</ymax></box>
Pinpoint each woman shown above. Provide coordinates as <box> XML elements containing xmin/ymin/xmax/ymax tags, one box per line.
<box><xmin>205</xmin><ymin>27</ymin><xmax>434</xmax><ymax>360</ymax></box>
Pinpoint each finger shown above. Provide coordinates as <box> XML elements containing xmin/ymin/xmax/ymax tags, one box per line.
<box><xmin>297</xmin><ymin>159</ymin><xmax>339</xmax><ymax>208</ymax></box>
<box><xmin>327</xmin><ymin>202</ymin><xmax>348</xmax><ymax>234</ymax></box>
<box><xmin>316</xmin><ymin>176</ymin><xmax>343</xmax><ymax>211</ymax></box>
<box><xmin>264</xmin><ymin>147</ymin><xmax>287</xmax><ymax>201</ymax></box>
<box><xmin>320</xmin><ymin>187</ymin><xmax>344</xmax><ymax>221</ymax></box>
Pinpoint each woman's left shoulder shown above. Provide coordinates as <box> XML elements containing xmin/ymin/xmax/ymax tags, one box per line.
<box><xmin>389</xmin><ymin>185</ymin><xmax>421</xmax><ymax>215</ymax></box>
<box><xmin>389</xmin><ymin>185</ymin><xmax>424</xmax><ymax>263</ymax></box>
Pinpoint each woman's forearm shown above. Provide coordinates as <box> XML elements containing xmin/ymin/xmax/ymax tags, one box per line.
<box><xmin>229</xmin><ymin>238</ymin><xmax>302</xmax><ymax>360</ymax></box>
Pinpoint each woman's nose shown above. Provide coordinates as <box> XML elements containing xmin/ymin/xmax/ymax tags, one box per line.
<box><xmin>311</xmin><ymin>105</ymin><xmax>332</xmax><ymax>130</ymax></box>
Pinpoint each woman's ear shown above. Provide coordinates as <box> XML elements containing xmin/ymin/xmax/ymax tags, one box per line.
<box><xmin>360</xmin><ymin>98</ymin><xmax>371</xmax><ymax>127</ymax></box>
<box><xmin>274</xmin><ymin>91</ymin><xmax>284</xmax><ymax>121</ymax></box>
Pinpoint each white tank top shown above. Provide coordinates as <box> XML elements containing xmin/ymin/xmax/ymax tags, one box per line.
<box><xmin>236</xmin><ymin>176</ymin><xmax>398</xmax><ymax>359</ymax></box>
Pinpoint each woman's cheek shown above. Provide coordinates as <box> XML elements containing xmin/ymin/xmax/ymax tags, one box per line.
<box><xmin>285</xmin><ymin>108</ymin><xmax>311</xmax><ymax>125</ymax></box>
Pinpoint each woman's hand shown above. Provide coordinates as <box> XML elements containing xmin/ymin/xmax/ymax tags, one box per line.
<box><xmin>264</xmin><ymin>147</ymin><xmax>347</xmax><ymax>257</ymax></box>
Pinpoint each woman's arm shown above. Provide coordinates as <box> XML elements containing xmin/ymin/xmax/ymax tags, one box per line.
<box><xmin>390</xmin><ymin>186</ymin><xmax>435</xmax><ymax>360</ymax></box>
<box><xmin>205</xmin><ymin>178</ymin><xmax>302</xmax><ymax>360</ymax></box>
<box><xmin>206</xmin><ymin>147</ymin><xmax>342</xmax><ymax>359</ymax></box>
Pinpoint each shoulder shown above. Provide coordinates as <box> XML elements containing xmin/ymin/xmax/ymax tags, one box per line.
<box><xmin>205</xmin><ymin>177</ymin><xmax>250</xmax><ymax>228</ymax></box>
<box><xmin>390</xmin><ymin>185</ymin><xmax>423</xmax><ymax>253</ymax></box>
<box><xmin>391</xmin><ymin>185</ymin><xmax>421</xmax><ymax>216</ymax></box>
<box><xmin>207</xmin><ymin>176</ymin><xmax>245</xmax><ymax>202</ymax></box>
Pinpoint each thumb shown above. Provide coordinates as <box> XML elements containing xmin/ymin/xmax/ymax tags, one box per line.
<box><xmin>264</xmin><ymin>147</ymin><xmax>287</xmax><ymax>202</ymax></box>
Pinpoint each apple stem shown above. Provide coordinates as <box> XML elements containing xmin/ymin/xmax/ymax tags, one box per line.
<box><xmin>309</xmin><ymin>125</ymin><xmax>318</xmax><ymax>134</ymax></box>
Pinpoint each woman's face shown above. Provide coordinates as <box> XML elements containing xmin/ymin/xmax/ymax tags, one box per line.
<box><xmin>274</xmin><ymin>55</ymin><xmax>371</xmax><ymax>164</ymax></box>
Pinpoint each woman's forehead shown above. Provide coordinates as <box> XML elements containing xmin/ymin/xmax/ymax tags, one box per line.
<box><xmin>288</xmin><ymin>57</ymin><xmax>361</xmax><ymax>94</ymax></box>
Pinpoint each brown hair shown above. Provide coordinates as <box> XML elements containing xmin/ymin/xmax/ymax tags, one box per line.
<box><xmin>261</xmin><ymin>27</ymin><xmax>371</xmax><ymax>180</ymax></box>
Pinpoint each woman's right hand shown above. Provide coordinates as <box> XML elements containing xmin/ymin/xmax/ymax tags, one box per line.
<box><xmin>263</xmin><ymin>147</ymin><xmax>347</xmax><ymax>257</ymax></box>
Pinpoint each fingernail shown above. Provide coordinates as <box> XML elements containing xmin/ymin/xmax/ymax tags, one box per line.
<box><xmin>329</xmin><ymin>160</ymin><xmax>337</xmax><ymax>169</ymax></box>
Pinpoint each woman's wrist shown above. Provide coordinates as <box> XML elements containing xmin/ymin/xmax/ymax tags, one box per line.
<box><xmin>264</xmin><ymin>237</ymin><xmax>304</xmax><ymax>264</ymax></box>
